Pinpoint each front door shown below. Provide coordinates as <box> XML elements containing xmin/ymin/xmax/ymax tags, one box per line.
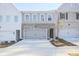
<box><xmin>16</xmin><ymin>30</ymin><xmax>20</xmax><ymax>41</ymax></box>
<box><xmin>50</xmin><ymin>28</ymin><xmax>53</xmax><ymax>38</ymax></box>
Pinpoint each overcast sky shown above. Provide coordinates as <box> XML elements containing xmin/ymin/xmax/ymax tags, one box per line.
<box><xmin>15</xmin><ymin>3</ymin><xmax>62</xmax><ymax>11</ymax></box>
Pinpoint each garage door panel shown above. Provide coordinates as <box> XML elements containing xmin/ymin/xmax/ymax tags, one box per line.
<box><xmin>23</xmin><ymin>27</ymin><xmax>47</xmax><ymax>39</ymax></box>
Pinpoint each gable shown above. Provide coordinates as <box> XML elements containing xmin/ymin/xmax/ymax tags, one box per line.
<box><xmin>0</xmin><ymin>3</ymin><xmax>20</xmax><ymax>15</ymax></box>
<box><xmin>58</xmin><ymin>3</ymin><xmax>79</xmax><ymax>11</ymax></box>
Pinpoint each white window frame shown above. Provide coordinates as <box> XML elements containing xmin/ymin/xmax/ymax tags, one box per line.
<box><xmin>26</xmin><ymin>14</ymin><xmax>30</xmax><ymax>20</ymax></box>
<box><xmin>48</xmin><ymin>14</ymin><xmax>52</xmax><ymax>21</ymax></box>
<box><xmin>59</xmin><ymin>12</ymin><xmax>68</xmax><ymax>20</ymax></box>
<box><xmin>41</xmin><ymin>14</ymin><xmax>44</xmax><ymax>21</ymax></box>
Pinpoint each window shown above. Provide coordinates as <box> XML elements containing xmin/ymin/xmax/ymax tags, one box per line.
<box><xmin>26</xmin><ymin>15</ymin><xmax>29</xmax><ymax>20</ymax></box>
<box><xmin>60</xmin><ymin>12</ymin><xmax>68</xmax><ymax>20</ymax></box>
<box><xmin>48</xmin><ymin>15</ymin><xmax>52</xmax><ymax>21</ymax></box>
<box><xmin>14</xmin><ymin>16</ymin><xmax>18</xmax><ymax>22</ymax></box>
<box><xmin>41</xmin><ymin>15</ymin><xmax>44</xmax><ymax>21</ymax></box>
<box><xmin>6</xmin><ymin>16</ymin><xmax>10</xmax><ymax>22</ymax></box>
<box><xmin>76</xmin><ymin>12</ymin><xmax>79</xmax><ymax>20</ymax></box>
<box><xmin>33</xmin><ymin>15</ymin><xmax>37</xmax><ymax>20</ymax></box>
<box><xmin>60</xmin><ymin>13</ymin><xmax>65</xmax><ymax>19</ymax></box>
<box><xmin>0</xmin><ymin>16</ymin><xmax>2</xmax><ymax>22</ymax></box>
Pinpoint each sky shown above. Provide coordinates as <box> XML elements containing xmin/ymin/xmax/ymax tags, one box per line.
<box><xmin>15</xmin><ymin>3</ymin><xmax>62</xmax><ymax>11</ymax></box>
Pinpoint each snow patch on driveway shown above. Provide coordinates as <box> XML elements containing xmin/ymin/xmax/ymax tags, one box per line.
<box><xmin>0</xmin><ymin>39</ymin><xmax>55</xmax><ymax>56</ymax></box>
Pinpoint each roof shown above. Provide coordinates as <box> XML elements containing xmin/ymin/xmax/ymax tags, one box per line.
<box><xmin>58</xmin><ymin>3</ymin><xmax>79</xmax><ymax>12</ymax></box>
<box><xmin>0</xmin><ymin>3</ymin><xmax>20</xmax><ymax>14</ymax></box>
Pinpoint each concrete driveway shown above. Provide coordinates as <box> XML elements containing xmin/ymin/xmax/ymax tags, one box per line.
<box><xmin>0</xmin><ymin>39</ymin><xmax>55</xmax><ymax>56</ymax></box>
<box><xmin>0</xmin><ymin>39</ymin><xmax>79</xmax><ymax>56</ymax></box>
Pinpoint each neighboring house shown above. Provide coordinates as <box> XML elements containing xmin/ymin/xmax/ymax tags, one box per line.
<box><xmin>0</xmin><ymin>3</ymin><xmax>79</xmax><ymax>42</ymax></box>
<box><xmin>58</xmin><ymin>3</ymin><xmax>79</xmax><ymax>39</ymax></box>
<box><xmin>0</xmin><ymin>3</ymin><xmax>21</xmax><ymax>42</ymax></box>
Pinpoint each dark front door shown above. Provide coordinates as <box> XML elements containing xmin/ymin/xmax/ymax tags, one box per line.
<box><xmin>16</xmin><ymin>30</ymin><xmax>20</xmax><ymax>41</ymax></box>
<box><xmin>50</xmin><ymin>28</ymin><xmax>53</xmax><ymax>38</ymax></box>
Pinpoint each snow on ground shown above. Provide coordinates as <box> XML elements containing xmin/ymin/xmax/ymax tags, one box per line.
<box><xmin>0</xmin><ymin>39</ymin><xmax>55</xmax><ymax>56</ymax></box>
<box><xmin>0</xmin><ymin>39</ymin><xmax>79</xmax><ymax>56</ymax></box>
<box><xmin>54</xmin><ymin>38</ymin><xmax>79</xmax><ymax>56</ymax></box>
<box><xmin>64</xmin><ymin>38</ymin><xmax>79</xmax><ymax>45</ymax></box>
<box><xmin>55</xmin><ymin>46</ymin><xmax>79</xmax><ymax>56</ymax></box>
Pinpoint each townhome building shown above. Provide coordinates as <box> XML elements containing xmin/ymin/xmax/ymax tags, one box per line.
<box><xmin>0</xmin><ymin>3</ymin><xmax>21</xmax><ymax>42</ymax></box>
<box><xmin>0</xmin><ymin>3</ymin><xmax>79</xmax><ymax>42</ymax></box>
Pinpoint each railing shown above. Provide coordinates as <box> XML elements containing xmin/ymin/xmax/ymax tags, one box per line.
<box><xmin>22</xmin><ymin>20</ymin><xmax>56</xmax><ymax>24</ymax></box>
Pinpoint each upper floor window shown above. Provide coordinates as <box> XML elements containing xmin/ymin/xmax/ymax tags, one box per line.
<box><xmin>33</xmin><ymin>15</ymin><xmax>37</xmax><ymax>20</ymax></box>
<box><xmin>0</xmin><ymin>16</ymin><xmax>3</xmax><ymax>22</ymax></box>
<box><xmin>26</xmin><ymin>15</ymin><xmax>29</xmax><ymax>20</ymax></box>
<box><xmin>60</xmin><ymin>13</ymin><xmax>65</xmax><ymax>19</ymax></box>
<box><xmin>6</xmin><ymin>16</ymin><xmax>10</xmax><ymax>22</ymax></box>
<box><xmin>76</xmin><ymin>12</ymin><xmax>79</xmax><ymax>20</ymax></box>
<box><xmin>48</xmin><ymin>15</ymin><xmax>52</xmax><ymax>21</ymax></box>
<box><xmin>41</xmin><ymin>15</ymin><xmax>44</xmax><ymax>21</ymax></box>
<box><xmin>60</xmin><ymin>12</ymin><xmax>68</xmax><ymax>20</ymax></box>
<box><xmin>14</xmin><ymin>16</ymin><xmax>18</xmax><ymax>22</ymax></box>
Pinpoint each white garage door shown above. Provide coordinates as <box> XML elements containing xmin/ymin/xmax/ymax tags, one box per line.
<box><xmin>23</xmin><ymin>27</ymin><xmax>47</xmax><ymax>39</ymax></box>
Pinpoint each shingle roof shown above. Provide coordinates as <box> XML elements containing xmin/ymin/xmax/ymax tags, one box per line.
<box><xmin>0</xmin><ymin>3</ymin><xmax>20</xmax><ymax>14</ymax></box>
<box><xmin>58</xmin><ymin>3</ymin><xmax>79</xmax><ymax>11</ymax></box>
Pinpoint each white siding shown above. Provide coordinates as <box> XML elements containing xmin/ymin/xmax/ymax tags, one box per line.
<box><xmin>0</xmin><ymin>3</ymin><xmax>22</xmax><ymax>42</ymax></box>
<box><xmin>22</xmin><ymin>11</ymin><xmax>57</xmax><ymax>24</ymax></box>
